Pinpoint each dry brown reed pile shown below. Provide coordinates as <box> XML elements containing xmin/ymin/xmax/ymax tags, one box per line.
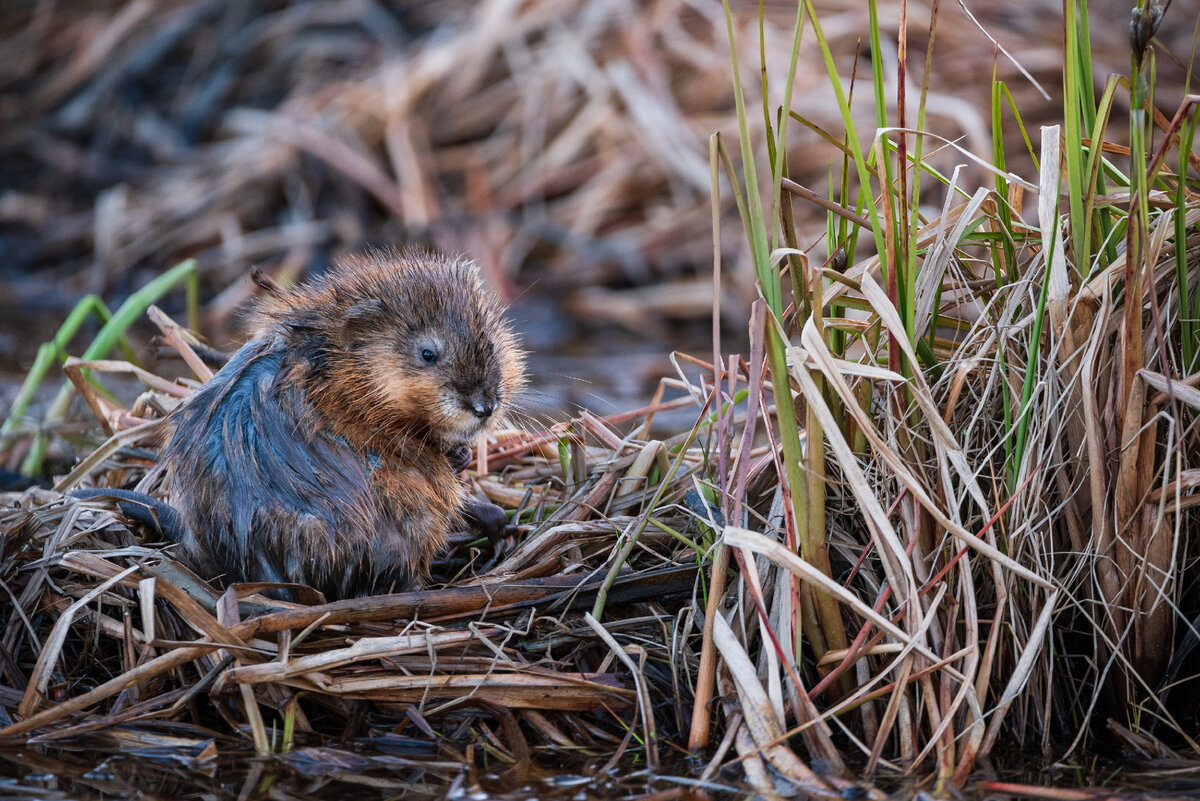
<box><xmin>1</xmin><ymin>0</ymin><xmax>749</xmax><ymax>336</ymax></box>
<box><xmin>0</xmin><ymin>333</ymin><xmax>719</xmax><ymax>794</ymax></box>
<box><xmin>2</xmin><ymin>1</ymin><xmax>1142</xmax><ymax>334</ymax></box>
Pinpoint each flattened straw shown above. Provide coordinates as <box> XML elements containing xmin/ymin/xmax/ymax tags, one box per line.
<box><xmin>1139</xmin><ymin>368</ymin><xmax>1200</xmax><ymax>411</ymax></box>
<box><xmin>732</xmin><ymin>722</ymin><xmax>788</xmax><ymax>801</ymax></box>
<box><xmin>138</xmin><ymin>580</ymin><xmax>156</xmax><ymax>649</ymax></box>
<box><xmin>225</xmin><ymin>629</ymin><xmax>485</xmax><ymax>686</ymax></box>
<box><xmin>63</xmin><ymin>357</ymin><xmax>190</xmax><ymax>398</ymax></box>
<box><xmin>239</xmin><ymin>683</ymin><xmax>270</xmax><ymax>756</ymax></box>
<box><xmin>0</xmin><ymin>642</ymin><xmax>225</xmax><ymax>739</ymax></box>
<box><xmin>52</xmin><ymin>418</ymin><xmax>163</xmax><ymax>493</ymax></box>
<box><xmin>147</xmin><ymin>305</ymin><xmax>213</xmax><ymax>381</ymax></box>
<box><xmin>17</xmin><ymin>564</ymin><xmax>140</xmax><ymax>717</ymax></box>
<box><xmin>584</xmin><ymin>612</ymin><xmax>658</xmax><ymax>770</ymax></box>
<box><xmin>590</xmin><ymin>390</ymin><xmax>711</xmax><ymax>620</ymax></box>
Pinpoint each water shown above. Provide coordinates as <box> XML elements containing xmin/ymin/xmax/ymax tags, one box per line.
<box><xmin>1</xmin><ymin>742</ymin><xmax>738</xmax><ymax>800</ymax></box>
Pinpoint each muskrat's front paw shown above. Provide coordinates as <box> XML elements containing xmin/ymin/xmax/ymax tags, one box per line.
<box><xmin>462</xmin><ymin>498</ymin><xmax>513</xmax><ymax>541</ymax></box>
<box><xmin>446</xmin><ymin>444</ymin><xmax>472</xmax><ymax>472</ymax></box>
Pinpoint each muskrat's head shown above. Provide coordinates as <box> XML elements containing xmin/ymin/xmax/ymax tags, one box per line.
<box><xmin>262</xmin><ymin>249</ymin><xmax>526</xmax><ymax>448</ymax></box>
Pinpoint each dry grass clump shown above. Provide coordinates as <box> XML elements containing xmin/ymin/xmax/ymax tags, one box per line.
<box><xmin>672</xmin><ymin>0</ymin><xmax>1200</xmax><ymax>795</ymax></box>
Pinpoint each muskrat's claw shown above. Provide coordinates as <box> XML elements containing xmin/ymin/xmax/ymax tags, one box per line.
<box><xmin>462</xmin><ymin>498</ymin><xmax>513</xmax><ymax>541</ymax></box>
<box><xmin>446</xmin><ymin>444</ymin><xmax>473</xmax><ymax>472</ymax></box>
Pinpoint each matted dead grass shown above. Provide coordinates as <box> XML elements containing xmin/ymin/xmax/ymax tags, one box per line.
<box><xmin>0</xmin><ymin>331</ymin><xmax>725</xmax><ymax>793</ymax></box>
<box><xmin>2</xmin><ymin>0</ymin><xmax>1167</xmax><ymax>338</ymax></box>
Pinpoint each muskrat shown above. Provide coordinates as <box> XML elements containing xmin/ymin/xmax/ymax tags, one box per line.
<box><xmin>82</xmin><ymin>250</ymin><xmax>524</xmax><ymax>600</ymax></box>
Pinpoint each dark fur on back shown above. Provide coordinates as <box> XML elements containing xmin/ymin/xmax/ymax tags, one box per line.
<box><xmin>158</xmin><ymin>250</ymin><xmax>524</xmax><ymax>599</ymax></box>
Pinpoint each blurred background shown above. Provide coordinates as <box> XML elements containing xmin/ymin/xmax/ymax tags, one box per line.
<box><xmin>1</xmin><ymin>0</ymin><xmax>1194</xmax><ymax>432</ymax></box>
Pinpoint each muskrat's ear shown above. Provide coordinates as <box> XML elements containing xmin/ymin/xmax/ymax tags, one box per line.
<box><xmin>339</xmin><ymin>299</ymin><xmax>385</xmax><ymax>343</ymax></box>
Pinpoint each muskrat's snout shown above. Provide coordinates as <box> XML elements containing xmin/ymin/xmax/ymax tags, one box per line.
<box><xmin>463</xmin><ymin>388</ymin><xmax>496</xmax><ymax>420</ymax></box>
<box><xmin>469</xmin><ymin>399</ymin><xmax>494</xmax><ymax>420</ymax></box>
<box><xmin>444</xmin><ymin>379</ymin><xmax>503</xmax><ymax>441</ymax></box>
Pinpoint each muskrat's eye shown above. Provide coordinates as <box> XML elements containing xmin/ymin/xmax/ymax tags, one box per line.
<box><xmin>421</xmin><ymin>348</ymin><xmax>438</xmax><ymax>364</ymax></box>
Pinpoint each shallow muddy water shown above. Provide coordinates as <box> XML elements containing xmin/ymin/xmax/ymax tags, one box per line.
<box><xmin>10</xmin><ymin>739</ymin><xmax>1200</xmax><ymax>801</ymax></box>
<box><xmin>1</xmin><ymin>742</ymin><xmax>742</xmax><ymax>800</ymax></box>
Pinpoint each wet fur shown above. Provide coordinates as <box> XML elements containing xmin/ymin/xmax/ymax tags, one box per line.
<box><xmin>158</xmin><ymin>250</ymin><xmax>524</xmax><ymax>599</ymax></box>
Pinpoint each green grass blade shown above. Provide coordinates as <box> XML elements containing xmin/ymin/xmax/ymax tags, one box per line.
<box><xmin>20</xmin><ymin>259</ymin><xmax>199</xmax><ymax>475</ymax></box>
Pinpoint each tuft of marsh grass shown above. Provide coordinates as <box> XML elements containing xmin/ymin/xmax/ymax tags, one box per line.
<box><xmin>691</xmin><ymin>0</ymin><xmax>1200</xmax><ymax>792</ymax></box>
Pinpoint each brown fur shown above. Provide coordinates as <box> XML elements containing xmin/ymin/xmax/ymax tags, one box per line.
<box><xmin>156</xmin><ymin>249</ymin><xmax>525</xmax><ymax>599</ymax></box>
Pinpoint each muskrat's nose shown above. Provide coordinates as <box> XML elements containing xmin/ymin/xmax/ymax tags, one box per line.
<box><xmin>462</xmin><ymin>387</ymin><xmax>496</xmax><ymax>420</ymax></box>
